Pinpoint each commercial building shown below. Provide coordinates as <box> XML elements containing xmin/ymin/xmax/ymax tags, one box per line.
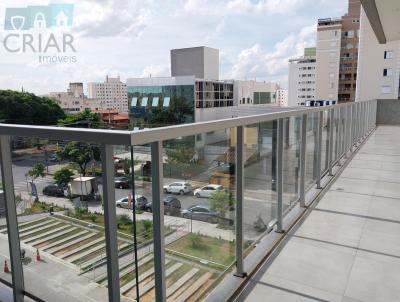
<box><xmin>128</xmin><ymin>47</ymin><xmax>281</xmax><ymax>128</ymax></box>
<box><xmin>288</xmin><ymin>47</ymin><xmax>317</xmax><ymax>106</ymax></box>
<box><xmin>356</xmin><ymin>5</ymin><xmax>400</xmax><ymax>101</ymax></box>
<box><xmin>316</xmin><ymin>0</ymin><xmax>361</xmax><ymax>103</ymax></box>
<box><xmin>87</xmin><ymin>76</ymin><xmax>128</xmax><ymax>112</ymax></box>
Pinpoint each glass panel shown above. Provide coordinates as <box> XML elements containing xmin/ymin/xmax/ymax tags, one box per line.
<box><xmin>13</xmin><ymin>136</ymin><xmax>109</xmax><ymax>301</ymax></box>
<box><xmin>321</xmin><ymin>110</ymin><xmax>329</xmax><ymax>174</ymax></box>
<box><xmin>282</xmin><ymin>117</ymin><xmax>301</xmax><ymax>210</ymax></box>
<box><xmin>0</xmin><ymin>158</ymin><xmax>12</xmax><ymax>294</ymax></box>
<box><xmin>163</xmin><ymin>129</ymin><xmax>235</xmax><ymax>300</ymax></box>
<box><xmin>163</xmin><ymin>97</ymin><xmax>170</xmax><ymax>108</ymax></box>
<box><xmin>131</xmin><ymin>97</ymin><xmax>138</xmax><ymax>107</ymax></box>
<box><xmin>152</xmin><ymin>97</ymin><xmax>159</xmax><ymax>107</ymax></box>
<box><xmin>305</xmin><ymin>112</ymin><xmax>319</xmax><ymax>189</ymax></box>
<box><xmin>244</xmin><ymin>121</ymin><xmax>277</xmax><ymax>242</ymax></box>
<box><xmin>141</xmin><ymin>97</ymin><xmax>148</xmax><ymax>107</ymax></box>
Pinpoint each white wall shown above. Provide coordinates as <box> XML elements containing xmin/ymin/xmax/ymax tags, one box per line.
<box><xmin>356</xmin><ymin>8</ymin><xmax>400</xmax><ymax>101</ymax></box>
<box><xmin>288</xmin><ymin>58</ymin><xmax>316</xmax><ymax>106</ymax></box>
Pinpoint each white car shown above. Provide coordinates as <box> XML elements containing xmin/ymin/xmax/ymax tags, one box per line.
<box><xmin>163</xmin><ymin>182</ymin><xmax>192</xmax><ymax>195</ymax></box>
<box><xmin>194</xmin><ymin>184</ymin><xmax>223</xmax><ymax>198</ymax></box>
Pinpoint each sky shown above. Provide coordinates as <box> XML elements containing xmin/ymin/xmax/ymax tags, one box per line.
<box><xmin>0</xmin><ymin>0</ymin><xmax>347</xmax><ymax>95</ymax></box>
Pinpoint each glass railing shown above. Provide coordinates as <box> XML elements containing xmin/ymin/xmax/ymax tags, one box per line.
<box><xmin>0</xmin><ymin>100</ymin><xmax>377</xmax><ymax>302</ymax></box>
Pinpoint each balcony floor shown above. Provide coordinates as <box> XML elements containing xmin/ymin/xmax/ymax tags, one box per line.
<box><xmin>239</xmin><ymin>126</ymin><xmax>400</xmax><ymax>302</ymax></box>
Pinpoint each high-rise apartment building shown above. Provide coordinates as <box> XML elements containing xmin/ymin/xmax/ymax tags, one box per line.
<box><xmin>276</xmin><ymin>89</ymin><xmax>289</xmax><ymax>107</ymax></box>
<box><xmin>356</xmin><ymin>6</ymin><xmax>400</xmax><ymax>101</ymax></box>
<box><xmin>288</xmin><ymin>47</ymin><xmax>317</xmax><ymax>106</ymax></box>
<box><xmin>316</xmin><ymin>0</ymin><xmax>361</xmax><ymax>103</ymax></box>
<box><xmin>87</xmin><ymin>76</ymin><xmax>128</xmax><ymax>112</ymax></box>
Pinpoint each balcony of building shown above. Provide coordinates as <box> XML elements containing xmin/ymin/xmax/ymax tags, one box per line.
<box><xmin>0</xmin><ymin>99</ymin><xmax>383</xmax><ymax>302</ymax></box>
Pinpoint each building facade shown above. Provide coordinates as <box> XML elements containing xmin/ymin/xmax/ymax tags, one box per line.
<box><xmin>87</xmin><ymin>76</ymin><xmax>128</xmax><ymax>112</ymax></box>
<box><xmin>171</xmin><ymin>46</ymin><xmax>219</xmax><ymax>80</ymax></box>
<box><xmin>234</xmin><ymin>80</ymin><xmax>279</xmax><ymax>106</ymax></box>
<box><xmin>316</xmin><ymin>0</ymin><xmax>361</xmax><ymax>103</ymax></box>
<box><xmin>276</xmin><ymin>89</ymin><xmax>288</xmax><ymax>107</ymax></box>
<box><xmin>356</xmin><ymin>7</ymin><xmax>400</xmax><ymax>101</ymax></box>
<box><xmin>288</xmin><ymin>48</ymin><xmax>317</xmax><ymax>106</ymax></box>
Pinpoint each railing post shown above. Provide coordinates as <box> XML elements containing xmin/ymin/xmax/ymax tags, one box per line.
<box><xmin>316</xmin><ymin>111</ymin><xmax>323</xmax><ymax>189</ymax></box>
<box><xmin>235</xmin><ymin>126</ymin><xmax>246</xmax><ymax>277</ymax></box>
<box><xmin>100</xmin><ymin>144</ymin><xmax>120</xmax><ymax>302</ymax></box>
<box><xmin>328</xmin><ymin>108</ymin><xmax>334</xmax><ymax>176</ymax></box>
<box><xmin>276</xmin><ymin>118</ymin><xmax>284</xmax><ymax>233</ymax></box>
<box><xmin>151</xmin><ymin>141</ymin><xmax>166</xmax><ymax>302</ymax></box>
<box><xmin>0</xmin><ymin>135</ymin><xmax>24</xmax><ymax>302</ymax></box>
<box><xmin>299</xmin><ymin>114</ymin><xmax>307</xmax><ymax>207</ymax></box>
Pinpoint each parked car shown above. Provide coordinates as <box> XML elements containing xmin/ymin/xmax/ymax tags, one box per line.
<box><xmin>144</xmin><ymin>196</ymin><xmax>182</xmax><ymax>216</ymax></box>
<box><xmin>181</xmin><ymin>204</ymin><xmax>219</xmax><ymax>224</ymax></box>
<box><xmin>163</xmin><ymin>182</ymin><xmax>192</xmax><ymax>195</ymax></box>
<box><xmin>48</xmin><ymin>153</ymin><xmax>58</xmax><ymax>162</ymax></box>
<box><xmin>114</xmin><ymin>177</ymin><xmax>131</xmax><ymax>189</ymax></box>
<box><xmin>43</xmin><ymin>184</ymin><xmax>65</xmax><ymax>197</ymax></box>
<box><xmin>194</xmin><ymin>184</ymin><xmax>223</xmax><ymax>198</ymax></box>
<box><xmin>116</xmin><ymin>195</ymin><xmax>148</xmax><ymax>210</ymax></box>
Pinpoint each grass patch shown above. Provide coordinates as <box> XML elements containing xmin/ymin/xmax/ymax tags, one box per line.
<box><xmin>166</xmin><ymin>233</ymin><xmax>235</xmax><ymax>267</ymax></box>
<box><xmin>21</xmin><ymin>201</ymin><xmax>64</xmax><ymax>216</ymax></box>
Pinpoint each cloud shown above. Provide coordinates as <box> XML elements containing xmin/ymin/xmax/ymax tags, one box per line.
<box><xmin>230</xmin><ymin>24</ymin><xmax>316</xmax><ymax>84</ymax></box>
<box><xmin>73</xmin><ymin>0</ymin><xmax>152</xmax><ymax>38</ymax></box>
<box><xmin>140</xmin><ymin>64</ymin><xmax>170</xmax><ymax>78</ymax></box>
<box><xmin>183</xmin><ymin>0</ymin><xmax>306</xmax><ymax>15</ymax></box>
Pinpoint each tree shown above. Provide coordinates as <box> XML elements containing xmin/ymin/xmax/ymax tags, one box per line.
<box><xmin>57</xmin><ymin>142</ymin><xmax>100</xmax><ymax>176</ymax></box>
<box><xmin>27</xmin><ymin>163</ymin><xmax>46</xmax><ymax>201</ymax></box>
<box><xmin>0</xmin><ymin>90</ymin><xmax>65</xmax><ymax>125</ymax></box>
<box><xmin>54</xmin><ymin>168</ymin><xmax>74</xmax><ymax>187</ymax></box>
<box><xmin>58</xmin><ymin>109</ymin><xmax>106</xmax><ymax>128</ymax></box>
<box><xmin>28</xmin><ymin>163</ymin><xmax>46</xmax><ymax>184</ymax></box>
<box><xmin>209</xmin><ymin>190</ymin><xmax>235</xmax><ymax>218</ymax></box>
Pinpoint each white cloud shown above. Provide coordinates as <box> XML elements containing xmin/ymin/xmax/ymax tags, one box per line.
<box><xmin>73</xmin><ymin>0</ymin><xmax>152</xmax><ymax>38</ymax></box>
<box><xmin>140</xmin><ymin>64</ymin><xmax>170</xmax><ymax>78</ymax></box>
<box><xmin>230</xmin><ymin>24</ymin><xmax>316</xmax><ymax>84</ymax></box>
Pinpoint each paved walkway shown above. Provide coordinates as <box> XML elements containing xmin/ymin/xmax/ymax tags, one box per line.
<box><xmin>239</xmin><ymin>126</ymin><xmax>400</xmax><ymax>302</ymax></box>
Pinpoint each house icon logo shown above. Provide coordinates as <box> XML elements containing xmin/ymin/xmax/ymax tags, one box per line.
<box><xmin>4</xmin><ymin>4</ymin><xmax>74</xmax><ymax>31</ymax></box>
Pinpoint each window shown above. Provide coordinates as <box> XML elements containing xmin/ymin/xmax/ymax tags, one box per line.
<box><xmin>141</xmin><ymin>97</ymin><xmax>148</xmax><ymax>107</ymax></box>
<box><xmin>383</xmin><ymin>68</ymin><xmax>393</xmax><ymax>77</ymax></box>
<box><xmin>163</xmin><ymin>97</ymin><xmax>170</xmax><ymax>107</ymax></box>
<box><xmin>381</xmin><ymin>85</ymin><xmax>392</xmax><ymax>94</ymax></box>
<box><xmin>152</xmin><ymin>97</ymin><xmax>159</xmax><ymax>107</ymax></box>
<box><xmin>348</xmin><ymin>30</ymin><xmax>354</xmax><ymax>38</ymax></box>
<box><xmin>384</xmin><ymin>51</ymin><xmax>394</xmax><ymax>59</ymax></box>
<box><xmin>131</xmin><ymin>97</ymin><xmax>138</xmax><ymax>107</ymax></box>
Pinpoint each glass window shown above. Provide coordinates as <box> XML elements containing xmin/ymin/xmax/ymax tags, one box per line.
<box><xmin>131</xmin><ymin>97</ymin><xmax>138</xmax><ymax>107</ymax></box>
<box><xmin>383</xmin><ymin>68</ymin><xmax>393</xmax><ymax>77</ymax></box>
<box><xmin>381</xmin><ymin>85</ymin><xmax>392</xmax><ymax>94</ymax></box>
<box><xmin>163</xmin><ymin>97</ymin><xmax>170</xmax><ymax>107</ymax></box>
<box><xmin>384</xmin><ymin>51</ymin><xmax>394</xmax><ymax>59</ymax></box>
<box><xmin>141</xmin><ymin>97</ymin><xmax>148</xmax><ymax>107</ymax></box>
<box><xmin>152</xmin><ymin>97</ymin><xmax>159</xmax><ymax>107</ymax></box>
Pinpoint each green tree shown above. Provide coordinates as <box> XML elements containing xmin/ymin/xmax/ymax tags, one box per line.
<box><xmin>57</xmin><ymin>142</ymin><xmax>100</xmax><ymax>176</ymax></box>
<box><xmin>27</xmin><ymin>163</ymin><xmax>46</xmax><ymax>201</ymax></box>
<box><xmin>53</xmin><ymin>168</ymin><xmax>74</xmax><ymax>187</ymax></box>
<box><xmin>58</xmin><ymin>109</ymin><xmax>106</xmax><ymax>128</ymax></box>
<box><xmin>209</xmin><ymin>190</ymin><xmax>235</xmax><ymax>218</ymax></box>
<box><xmin>0</xmin><ymin>90</ymin><xmax>65</xmax><ymax>125</ymax></box>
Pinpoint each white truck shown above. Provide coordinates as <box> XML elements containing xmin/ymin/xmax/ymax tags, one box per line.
<box><xmin>68</xmin><ymin>177</ymin><xmax>99</xmax><ymax>200</ymax></box>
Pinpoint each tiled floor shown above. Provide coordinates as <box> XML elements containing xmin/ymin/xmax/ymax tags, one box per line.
<box><xmin>240</xmin><ymin>126</ymin><xmax>400</xmax><ymax>302</ymax></box>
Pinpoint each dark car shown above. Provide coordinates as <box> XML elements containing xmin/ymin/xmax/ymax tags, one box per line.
<box><xmin>43</xmin><ymin>184</ymin><xmax>65</xmax><ymax>197</ymax></box>
<box><xmin>181</xmin><ymin>204</ymin><xmax>220</xmax><ymax>224</ymax></box>
<box><xmin>145</xmin><ymin>196</ymin><xmax>181</xmax><ymax>216</ymax></box>
<box><xmin>114</xmin><ymin>177</ymin><xmax>131</xmax><ymax>189</ymax></box>
<box><xmin>116</xmin><ymin>195</ymin><xmax>148</xmax><ymax>210</ymax></box>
